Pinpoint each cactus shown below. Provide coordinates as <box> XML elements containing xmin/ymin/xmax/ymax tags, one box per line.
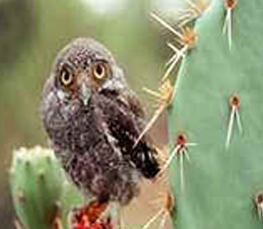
<box><xmin>163</xmin><ymin>0</ymin><xmax>263</xmax><ymax>228</ymax></box>
<box><xmin>10</xmin><ymin>146</ymin><xmax>83</xmax><ymax>229</ymax></box>
<box><xmin>9</xmin><ymin>1</ymin><xmax>263</xmax><ymax>229</ymax></box>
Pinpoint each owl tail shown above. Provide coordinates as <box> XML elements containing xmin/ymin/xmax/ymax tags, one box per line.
<box><xmin>132</xmin><ymin>143</ymin><xmax>160</xmax><ymax>179</ymax></box>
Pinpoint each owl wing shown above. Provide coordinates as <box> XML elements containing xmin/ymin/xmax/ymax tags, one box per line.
<box><xmin>124</xmin><ymin>91</ymin><xmax>146</xmax><ymax>119</ymax></box>
<box><xmin>98</xmin><ymin>90</ymin><xmax>160</xmax><ymax>179</ymax></box>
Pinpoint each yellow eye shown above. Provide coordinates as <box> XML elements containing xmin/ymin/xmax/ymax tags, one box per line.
<box><xmin>60</xmin><ymin>69</ymin><xmax>73</xmax><ymax>86</ymax></box>
<box><xmin>93</xmin><ymin>63</ymin><xmax>107</xmax><ymax>80</ymax></box>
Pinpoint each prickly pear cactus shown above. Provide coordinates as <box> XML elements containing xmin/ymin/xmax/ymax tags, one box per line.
<box><xmin>167</xmin><ymin>0</ymin><xmax>263</xmax><ymax>228</ymax></box>
<box><xmin>10</xmin><ymin>146</ymin><xmax>83</xmax><ymax>229</ymax></box>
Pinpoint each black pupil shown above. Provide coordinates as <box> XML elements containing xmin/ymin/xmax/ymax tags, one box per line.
<box><xmin>63</xmin><ymin>71</ymin><xmax>70</xmax><ymax>82</ymax></box>
<box><xmin>96</xmin><ymin>64</ymin><xmax>103</xmax><ymax>75</ymax></box>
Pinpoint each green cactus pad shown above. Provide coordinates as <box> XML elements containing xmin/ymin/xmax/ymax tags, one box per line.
<box><xmin>10</xmin><ymin>146</ymin><xmax>83</xmax><ymax>229</ymax></box>
<box><xmin>167</xmin><ymin>0</ymin><xmax>263</xmax><ymax>228</ymax></box>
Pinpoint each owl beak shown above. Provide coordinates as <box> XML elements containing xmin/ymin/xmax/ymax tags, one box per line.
<box><xmin>80</xmin><ymin>82</ymin><xmax>91</xmax><ymax>106</ymax></box>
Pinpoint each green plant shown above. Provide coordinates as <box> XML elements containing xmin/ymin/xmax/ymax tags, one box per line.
<box><xmin>163</xmin><ymin>0</ymin><xmax>263</xmax><ymax>228</ymax></box>
<box><xmin>9</xmin><ymin>0</ymin><xmax>263</xmax><ymax>229</ymax></box>
<box><xmin>10</xmin><ymin>146</ymin><xmax>83</xmax><ymax>229</ymax></box>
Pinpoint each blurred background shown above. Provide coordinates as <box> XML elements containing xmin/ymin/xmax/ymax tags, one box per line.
<box><xmin>0</xmin><ymin>0</ymin><xmax>183</xmax><ymax>228</ymax></box>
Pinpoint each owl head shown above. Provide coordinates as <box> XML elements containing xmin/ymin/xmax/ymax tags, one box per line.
<box><xmin>44</xmin><ymin>38</ymin><xmax>127</xmax><ymax>107</ymax></box>
<box><xmin>41</xmin><ymin>38</ymin><xmax>128</xmax><ymax>142</ymax></box>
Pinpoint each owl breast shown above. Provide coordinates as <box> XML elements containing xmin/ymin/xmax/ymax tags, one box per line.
<box><xmin>42</xmin><ymin>88</ymin><xmax>140</xmax><ymax>205</ymax></box>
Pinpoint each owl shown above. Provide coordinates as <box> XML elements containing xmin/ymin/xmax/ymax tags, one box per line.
<box><xmin>41</xmin><ymin>38</ymin><xmax>160</xmax><ymax>206</ymax></box>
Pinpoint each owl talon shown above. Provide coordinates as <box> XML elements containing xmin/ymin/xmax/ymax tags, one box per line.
<box><xmin>70</xmin><ymin>200</ymin><xmax>109</xmax><ymax>228</ymax></box>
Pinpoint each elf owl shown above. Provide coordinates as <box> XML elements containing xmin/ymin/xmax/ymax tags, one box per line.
<box><xmin>41</xmin><ymin>38</ymin><xmax>160</xmax><ymax>206</ymax></box>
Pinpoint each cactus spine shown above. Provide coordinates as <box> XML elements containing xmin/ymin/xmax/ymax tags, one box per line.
<box><xmin>166</xmin><ymin>0</ymin><xmax>263</xmax><ymax>228</ymax></box>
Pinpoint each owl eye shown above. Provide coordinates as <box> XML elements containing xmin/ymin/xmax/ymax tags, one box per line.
<box><xmin>93</xmin><ymin>63</ymin><xmax>107</xmax><ymax>80</ymax></box>
<box><xmin>60</xmin><ymin>69</ymin><xmax>73</xmax><ymax>86</ymax></box>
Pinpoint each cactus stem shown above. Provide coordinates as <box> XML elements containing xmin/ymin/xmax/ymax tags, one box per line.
<box><xmin>226</xmin><ymin>93</ymin><xmax>242</xmax><ymax>150</ymax></box>
<box><xmin>223</xmin><ymin>0</ymin><xmax>237</xmax><ymax>50</ymax></box>
<box><xmin>254</xmin><ymin>192</ymin><xmax>263</xmax><ymax>223</ymax></box>
<box><xmin>133</xmin><ymin>80</ymin><xmax>173</xmax><ymax>148</ymax></box>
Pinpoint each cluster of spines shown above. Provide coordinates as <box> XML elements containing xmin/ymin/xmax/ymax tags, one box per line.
<box><xmin>10</xmin><ymin>1</ymin><xmax>263</xmax><ymax>228</ymax></box>
<box><xmin>138</xmin><ymin>0</ymin><xmax>263</xmax><ymax>228</ymax></box>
